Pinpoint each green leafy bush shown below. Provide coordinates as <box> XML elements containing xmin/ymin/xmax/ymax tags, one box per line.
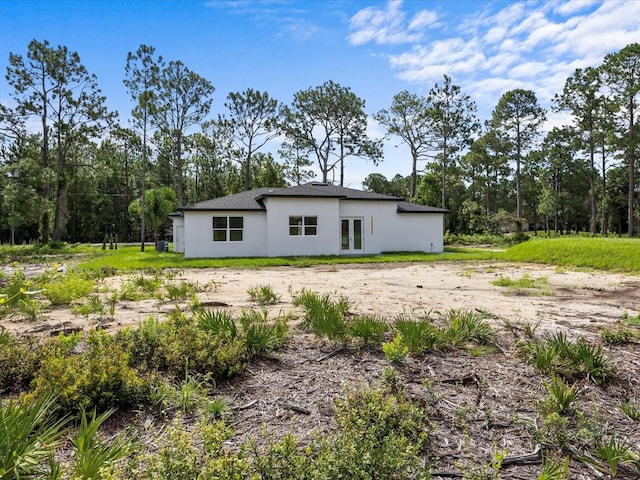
<box><xmin>29</xmin><ymin>330</ymin><xmax>150</xmax><ymax>413</ymax></box>
<box><xmin>382</xmin><ymin>335</ymin><xmax>409</xmax><ymax>363</ymax></box>
<box><xmin>159</xmin><ymin>320</ymin><xmax>247</xmax><ymax>380</ymax></box>
<box><xmin>326</xmin><ymin>384</ymin><xmax>431</xmax><ymax>478</ymax></box>
<box><xmin>42</xmin><ymin>273</ymin><xmax>94</xmax><ymax>306</ymax></box>
<box><xmin>0</xmin><ymin>333</ymin><xmax>62</xmax><ymax>393</ymax></box>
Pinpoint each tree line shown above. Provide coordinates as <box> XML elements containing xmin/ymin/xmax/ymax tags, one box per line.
<box><xmin>0</xmin><ymin>41</ymin><xmax>639</xmax><ymax>245</ymax></box>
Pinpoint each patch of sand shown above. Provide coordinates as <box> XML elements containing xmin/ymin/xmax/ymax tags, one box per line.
<box><xmin>7</xmin><ymin>262</ymin><xmax>640</xmax><ymax>338</ymax></box>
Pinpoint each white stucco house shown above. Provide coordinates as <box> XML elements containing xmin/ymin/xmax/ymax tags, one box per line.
<box><xmin>170</xmin><ymin>182</ymin><xmax>448</xmax><ymax>258</ymax></box>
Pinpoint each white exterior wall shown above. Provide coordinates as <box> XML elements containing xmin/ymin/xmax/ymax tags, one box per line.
<box><xmin>386</xmin><ymin>213</ymin><xmax>445</xmax><ymax>253</ymax></box>
<box><xmin>171</xmin><ymin>215</ymin><xmax>185</xmax><ymax>253</ymax></box>
<box><xmin>339</xmin><ymin>200</ymin><xmax>445</xmax><ymax>254</ymax></box>
<box><xmin>338</xmin><ymin>200</ymin><xmax>395</xmax><ymax>254</ymax></box>
<box><xmin>264</xmin><ymin>197</ymin><xmax>340</xmax><ymax>256</ymax></box>
<box><xmin>183</xmin><ymin>210</ymin><xmax>267</xmax><ymax>258</ymax></box>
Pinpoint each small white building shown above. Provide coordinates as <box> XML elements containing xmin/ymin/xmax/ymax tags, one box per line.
<box><xmin>170</xmin><ymin>183</ymin><xmax>448</xmax><ymax>258</ymax></box>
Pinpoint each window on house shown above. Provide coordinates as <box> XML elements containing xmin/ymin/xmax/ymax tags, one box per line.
<box><xmin>213</xmin><ymin>216</ymin><xmax>243</xmax><ymax>242</ymax></box>
<box><xmin>289</xmin><ymin>216</ymin><xmax>317</xmax><ymax>236</ymax></box>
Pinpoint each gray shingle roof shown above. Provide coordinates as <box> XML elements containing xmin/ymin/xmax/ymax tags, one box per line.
<box><xmin>257</xmin><ymin>182</ymin><xmax>402</xmax><ymax>201</ymax></box>
<box><xmin>397</xmin><ymin>201</ymin><xmax>449</xmax><ymax>214</ymax></box>
<box><xmin>179</xmin><ymin>187</ymin><xmax>273</xmax><ymax>211</ymax></box>
<box><xmin>177</xmin><ymin>183</ymin><xmax>446</xmax><ymax>214</ymax></box>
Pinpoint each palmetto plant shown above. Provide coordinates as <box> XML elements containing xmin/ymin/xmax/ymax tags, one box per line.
<box><xmin>70</xmin><ymin>408</ymin><xmax>136</xmax><ymax>479</ymax></box>
<box><xmin>0</xmin><ymin>395</ymin><xmax>69</xmax><ymax>480</ymax></box>
<box><xmin>196</xmin><ymin>309</ymin><xmax>238</xmax><ymax>338</ymax></box>
<box><xmin>620</xmin><ymin>397</ymin><xmax>640</xmax><ymax>421</ymax></box>
<box><xmin>393</xmin><ymin>315</ymin><xmax>437</xmax><ymax>353</ymax></box>
<box><xmin>247</xmin><ymin>284</ymin><xmax>281</xmax><ymax>305</ymax></box>
<box><xmin>348</xmin><ymin>315</ymin><xmax>388</xmax><ymax>346</ymax></box>
<box><xmin>239</xmin><ymin>309</ymin><xmax>288</xmax><ymax>356</ymax></box>
<box><xmin>443</xmin><ymin>309</ymin><xmax>495</xmax><ymax>347</ymax></box>
<box><xmin>594</xmin><ymin>433</ymin><xmax>634</xmax><ymax>476</ymax></box>
<box><xmin>537</xmin><ymin>457</ymin><xmax>569</xmax><ymax>480</ymax></box>
<box><xmin>542</xmin><ymin>375</ymin><xmax>578</xmax><ymax>415</ymax></box>
<box><xmin>293</xmin><ymin>289</ymin><xmax>349</xmax><ymax>345</ymax></box>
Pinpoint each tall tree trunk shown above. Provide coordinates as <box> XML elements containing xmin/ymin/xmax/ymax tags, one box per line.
<box><xmin>176</xmin><ymin>132</ymin><xmax>184</xmax><ymax>206</ymax></box>
<box><xmin>40</xmin><ymin>74</ymin><xmax>50</xmax><ymax>243</ymax></box>
<box><xmin>410</xmin><ymin>148</ymin><xmax>418</xmax><ymax>198</ymax></box>
<box><xmin>589</xmin><ymin>135</ymin><xmax>597</xmax><ymax>234</ymax></box>
<box><xmin>515</xmin><ymin>123</ymin><xmax>523</xmax><ymax>232</ymax></box>
<box><xmin>628</xmin><ymin>100</ymin><xmax>635</xmax><ymax>236</ymax></box>
<box><xmin>601</xmin><ymin>145</ymin><xmax>608</xmax><ymax>234</ymax></box>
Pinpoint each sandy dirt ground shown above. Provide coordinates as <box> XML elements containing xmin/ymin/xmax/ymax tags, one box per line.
<box><xmin>8</xmin><ymin>261</ymin><xmax>640</xmax><ymax>339</ymax></box>
<box><xmin>5</xmin><ymin>261</ymin><xmax>640</xmax><ymax>478</ymax></box>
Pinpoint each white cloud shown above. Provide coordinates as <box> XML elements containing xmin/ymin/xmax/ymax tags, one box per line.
<box><xmin>408</xmin><ymin>9</ymin><xmax>438</xmax><ymax>31</ymax></box>
<box><xmin>348</xmin><ymin>0</ymin><xmax>437</xmax><ymax>46</ymax></box>
<box><xmin>354</xmin><ymin>0</ymin><xmax>640</xmax><ymax>124</ymax></box>
<box><xmin>554</xmin><ymin>0</ymin><xmax>598</xmax><ymax>16</ymax></box>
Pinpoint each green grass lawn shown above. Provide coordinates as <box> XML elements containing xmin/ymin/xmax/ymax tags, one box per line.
<box><xmin>2</xmin><ymin>236</ymin><xmax>639</xmax><ymax>274</ymax></box>
<box><xmin>76</xmin><ymin>244</ymin><xmax>500</xmax><ymax>271</ymax></box>
<box><xmin>500</xmin><ymin>236</ymin><xmax>640</xmax><ymax>273</ymax></box>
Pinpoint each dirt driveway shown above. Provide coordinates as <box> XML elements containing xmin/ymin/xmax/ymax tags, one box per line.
<box><xmin>8</xmin><ymin>261</ymin><xmax>640</xmax><ymax>338</ymax></box>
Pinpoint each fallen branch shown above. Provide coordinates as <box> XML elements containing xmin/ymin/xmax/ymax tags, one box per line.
<box><xmin>232</xmin><ymin>399</ymin><xmax>258</xmax><ymax>411</ymax></box>
<box><xmin>283</xmin><ymin>403</ymin><xmax>311</xmax><ymax>415</ymax></box>
<box><xmin>501</xmin><ymin>444</ymin><xmax>541</xmax><ymax>466</ymax></box>
<box><xmin>315</xmin><ymin>345</ymin><xmax>346</xmax><ymax>362</ymax></box>
<box><xmin>430</xmin><ymin>472</ymin><xmax>463</xmax><ymax>478</ymax></box>
<box><xmin>439</xmin><ymin>373</ymin><xmax>479</xmax><ymax>386</ymax></box>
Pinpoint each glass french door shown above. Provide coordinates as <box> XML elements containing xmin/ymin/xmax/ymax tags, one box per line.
<box><xmin>340</xmin><ymin>217</ymin><xmax>363</xmax><ymax>253</ymax></box>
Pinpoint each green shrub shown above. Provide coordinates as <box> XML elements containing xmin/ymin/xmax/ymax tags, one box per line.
<box><xmin>382</xmin><ymin>334</ymin><xmax>409</xmax><ymax>363</ymax></box>
<box><xmin>601</xmin><ymin>326</ymin><xmax>636</xmax><ymax>344</ymax></box>
<box><xmin>30</xmin><ymin>330</ymin><xmax>149</xmax><ymax>413</ymax></box>
<box><xmin>116</xmin><ymin>314</ymin><xmax>249</xmax><ymax>382</ymax></box>
<box><xmin>165</xmin><ymin>281</ymin><xmax>200</xmax><ymax>301</ymax></box>
<box><xmin>0</xmin><ymin>333</ymin><xmax>63</xmax><ymax>393</ymax></box>
<box><xmin>158</xmin><ymin>318</ymin><xmax>247</xmax><ymax>380</ymax></box>
<box><xmin>43</xmin><ymin>273</ymin><xmax>94</xmax><ymax>306</ymax></box>
<box><xmin>327</xmin><ymin>384</ymin><xmax>431</xmax><ymax>478</ymax></box>
<box><xmin>115</xmin><ymin>317</ymin><xmax>165</xmax><ymax>370</ymax></box>
<box><xmin>118</xmin><ymin>273</ymin><xmax>162</xmax><ymax>301</ymax></box>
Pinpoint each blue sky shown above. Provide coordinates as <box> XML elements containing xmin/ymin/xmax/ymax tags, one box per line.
<box><xmin>1</xmin><ymin>0</ymin><xmax>639</xmax><ymax>188</ymax></box>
